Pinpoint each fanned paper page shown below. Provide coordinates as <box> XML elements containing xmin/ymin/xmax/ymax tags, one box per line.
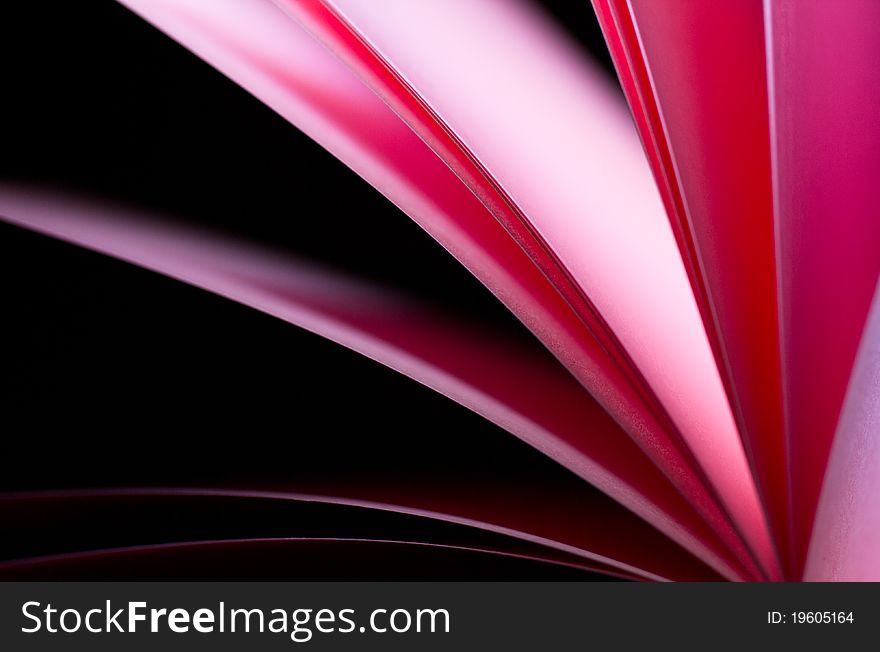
<box><xmin>0</xmin><ymin>187</ymin><xmax>740</xmax><ymax>581</ymax></box>
<box><xmin>0</xmin><ymin>0</ymin><xmax>877</xmax><ymax>581</ymax></box>
<box><xmin>806</xmin><ymin>284</ymin><xmax>880</xmax><ymax>581</ymax></box>
<box><xmin>593</xmin><ymin>0</ymin><xmax>880</xmax><ymax>578</ymax></box>
<box><xmin>764</xmin><ymin>0</ymin><xmax>880</xmax><ymax>575</ymax></box>
<box><xmin>284</xmin><ymin>0</ymin><xmax>774</xmax><ymax>580</ymax></box>
<box><xmin>591</xmin><ymin>0</ymin><xmax>786</xmax><ymax>570</ymax></box>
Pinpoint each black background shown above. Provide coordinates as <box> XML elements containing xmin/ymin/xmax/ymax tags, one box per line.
<box><xmin>0</xmin><ymin>1</ymin><xmax>620</xmax><ymax>578</ymax></box>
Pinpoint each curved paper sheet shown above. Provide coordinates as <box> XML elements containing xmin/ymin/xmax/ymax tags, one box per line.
<box><xmin>0</xmin><ymin>488</ymin><xmax>722</xmax><ymax>581</ymax></box>
<box><xmin>805</xmin><ymin>285</ymin><xmax>880</xmax><ymax>581</ymax></box>
<box><xmin>0</xmin><ymin>187</ymin><xmax>742</xmax><ymax>579</ymax></box>
<box><xmin>0</xmin><ymin>538</ymin><xmax>635</xmax><ymax>581</ymax></box>
<box><xmin>276</xmin><ymin>0</ymin><xmax>768</xmax><ymax>578</ymax></box>
<box><xmin>765</xmin><ymin>0</ymin><xmax>880</xmax><ymax>574</ymax></box>
<box><xmin>591</xmin><ymin>0</ymin><xmax>783</xmax><ymax>578</ymax></box>
<box><xmin>64</xmin><ymin>0</ymin><xmax>756</xmax><ymax>577</ymax></box>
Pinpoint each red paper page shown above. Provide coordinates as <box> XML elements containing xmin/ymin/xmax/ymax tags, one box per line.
<box><xmin>278</xmin><ymin>0</ymin><xmax>770</xmax><ymax>578</ymax></box>
<box><xmin>591</xmin><ymin>0</ymin><xmax>784</xmax><ymax>578</ymax></box>
<box><xmin>765</xmin><ymin>0</ymin><xmax>880</xmax><ymax>575</ymax></box>
<box><xmin>805</xmin><ymin>283</ymin><xmax>880</xmax><ymax>581</ymax></box>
